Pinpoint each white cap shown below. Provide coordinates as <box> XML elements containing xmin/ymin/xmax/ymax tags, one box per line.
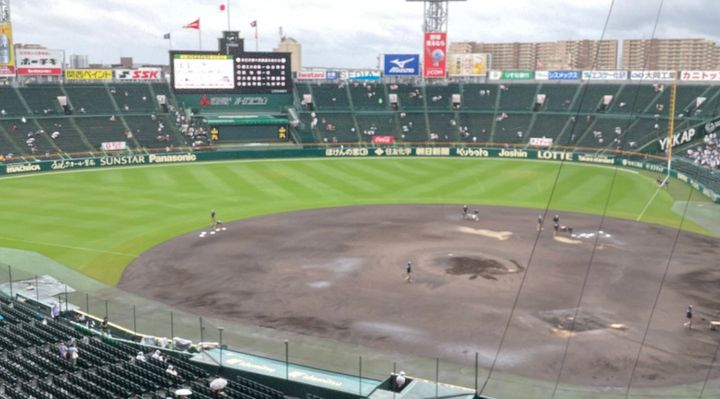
<box><xmin>399</xmin><ymin>371</ymin><xmax>405</xmax><ymax>376</ymax></box>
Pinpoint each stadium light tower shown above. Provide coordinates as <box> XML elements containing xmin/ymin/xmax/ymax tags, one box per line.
<box><xmin>406</xmin><ymin>0</ymin><xmax>466</xmax><ymax>33</ymax></box>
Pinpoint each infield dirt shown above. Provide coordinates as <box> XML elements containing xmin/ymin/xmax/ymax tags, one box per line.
<box><xmin>120</xmin><ymin>205</ymin><xmax>720</xmax><ymax>388</ymax></box>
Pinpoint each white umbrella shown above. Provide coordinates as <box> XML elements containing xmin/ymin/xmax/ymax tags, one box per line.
<box><xmin>174</xmin><ymin>388</ymin><xmax>192</xmax><ymax>396</ymax></box>
<box><xmin>210</xmin><ymin>378</ymin><xmax>228</xmax><ymax>390</ymax></box>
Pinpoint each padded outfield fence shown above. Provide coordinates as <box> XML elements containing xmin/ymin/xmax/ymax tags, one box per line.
<box><xmin>0</xmin><ymin>145</ymin><xmax>718</xmax><ymax>204</ymax></box>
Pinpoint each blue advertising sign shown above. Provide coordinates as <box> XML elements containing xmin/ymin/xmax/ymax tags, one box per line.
<box><xmin>548</xmin><ymin>70</ymin><xmax>580</xmax><ymax>80</ymax></box>
<box><xmin>383</xmin><ymin>54</ymin><xmax>420</xmax><ymax>76</ymax></box>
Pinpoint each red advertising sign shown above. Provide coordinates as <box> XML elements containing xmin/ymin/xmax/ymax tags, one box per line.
<box><xmin>423</xmin><ymin>32</ymin><xmax>447</xmax><ymax>78</ymax></box>
<box><xmin>372</xmin><ymin>135</ymin><xmax>395</xmax><ymax>145</ymax></box>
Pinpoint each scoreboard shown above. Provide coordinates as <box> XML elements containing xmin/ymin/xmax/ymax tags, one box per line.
<box><xmin>171</xmin><ymin>51</ymin><xmax>291</xmax><ymax>94</ymax></box>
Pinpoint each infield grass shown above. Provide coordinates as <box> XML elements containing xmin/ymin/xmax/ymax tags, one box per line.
<box><xmin>0</xmin><ymin>157</ymin><xmax>712</xmax><ymax>285</ymax></box>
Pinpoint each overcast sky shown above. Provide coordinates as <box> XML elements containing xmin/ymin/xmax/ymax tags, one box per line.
<box><xmin>9</xmin><ymin>0</ymin><xmax>720</xmax><ymax>68</ymax></box>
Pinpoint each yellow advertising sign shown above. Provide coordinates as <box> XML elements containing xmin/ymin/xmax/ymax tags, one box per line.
<box><xmin>65</xmin><ymin>69</ymin><xmax>113</xmax><ymax>80</ymax></box>
<box><xmin>0</xmin><ymin>22</ymin><xmax>15</xmax><ymax>76</ymax></box>
<box><xmin>448</xmin><ymin>53</ymin><xmax>489</xmax><ymax>76</ymax></box>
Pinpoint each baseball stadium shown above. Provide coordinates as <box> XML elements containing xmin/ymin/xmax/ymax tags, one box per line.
<box><xmin>0</xmin><ymin>0</ymin><xmax>720</xmax><ymax>398</ymax></box>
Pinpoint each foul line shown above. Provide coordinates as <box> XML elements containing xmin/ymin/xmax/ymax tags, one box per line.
<box><xmin>0</xmin><ymin>235</ymin><xmax>137</xmax><ymax>258</ymax></box>
<box><xmin>636</xmin><ymin>188</ymin><xmax>662</xmax><ymax>222</ymax></box>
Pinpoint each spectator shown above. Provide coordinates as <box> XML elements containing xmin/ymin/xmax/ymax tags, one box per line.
<box><xmin>166</xmin><ymin>364</ymin><xmax>178</xmax><ymax>376</ymax></box>
<box><xmin>136</xmin><ymin>351</ymin><xmax>147</xmax><ymax>362</ymax></box>
<box><xmin>395</xmin><ymin>371</ymin><xmax>407</xmax><ymax>391</ymax></box>
<box><xmin>151</xmin><ymin>350</ymin><xmax>165</xmax><ymax>362</ymax></box>
<box><xmin>100</xmin><ymin>316</ymin><xmax>109</xmax><ymax>335</ymax></box>
<box><xmin>67</xmin><ymin>344</ymin><xmax>78</xmax><ymax>366</ymax></box>
<box><xmin>58</xmin><ymin>342</ymin><xmax>68</xmax><ymax>359</ymax></box>
<box><xmin>51</xmin><ymin>302</ymin><xmax>61</xmax><ymax>319</ymax></box>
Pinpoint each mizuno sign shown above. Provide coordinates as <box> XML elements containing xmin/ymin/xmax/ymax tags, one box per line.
<box><xmin>383</xmin><ymin>54</ymin><xmax>420</xmax><ymax>76</ymax></box>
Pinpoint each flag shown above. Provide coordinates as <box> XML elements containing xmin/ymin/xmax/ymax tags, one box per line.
<box><xmin>183</xmin><ymin>19</ymin><xmax>200</xmax><ymax>29</ymax></box>
<box><xmin>219</xmin><ymin>4</ymin><xmax>226</xmax><ymax>11</ymax></box>
<box><xmin>163</xmin><ymin>33</ymin><xmax>171</xmax><ymax>40</ymax></box>
<box><xmin>250</xmin><ymin>20</ymin><xmax>257</xmax><ymax>28</ymax></box>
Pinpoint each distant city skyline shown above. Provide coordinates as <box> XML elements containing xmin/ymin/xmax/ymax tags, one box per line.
<box><xmin>8</xmin><ymin>0</ymin><xmax>720</xmax><ymax>68</ymax></box>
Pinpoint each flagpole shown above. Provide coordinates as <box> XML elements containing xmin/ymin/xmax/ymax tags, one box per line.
<box><xmin>199</xmin><ymin>28</ymin><xmax>202</xmax><ymax>50</ymax></box>
<box><xmin>226</xmin><ymin>0</ymin><xmax>231</xmax><ymax>31</ymax></box>
<box><xmin>255</xmin><ymin>24</ymin><xmax>258</xmax><ymax>51</ymax></box>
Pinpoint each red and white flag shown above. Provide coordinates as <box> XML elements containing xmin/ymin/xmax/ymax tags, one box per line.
<box><xmin>183</xmin><ymin>19</ymin><xmax>200</xmax><ymax>29</ymax></box>
<box><xmin>250</xmin><ymin>20</ymin><xmax>257</xmax><ymax>28</ymax></box>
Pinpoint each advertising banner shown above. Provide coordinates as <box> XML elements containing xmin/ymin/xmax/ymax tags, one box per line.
<box><xmin>296</xmin><ymin>70</ymin><xmax>327</xmax><ymax>80</ymax></box>
<box><xmin>581</xmin><ymin>70</ymin><xmax>628</xmax><ymax>81</ymax></box>
<box><xmin>535</xmin><ymin>70</ymin><xmax>581</xmax><ymax>81</ymax></box>
<box><xmin>488</xmin><ymin>70</ymin><xmax>533</xmax><ymax>80</ymax></box>
<box><xmin>101</xmin><ymin>141</ymin><xmax>128</xmax><ymax>151</ymax></box>
<box><xmin>0</xmin><ymin>22</ymin><xmax>15</xmax><ymax>77</ymax></box>
<box><xmin>423</xmin><ymin>32</ymin><xmax>447</xmax><ymax>78</ymax></box>
<box><xmin>447</xmin><ymin>53</ymin><xmax>489</xmax><ymax>76</ymax></box>
<box><xmin>630</xmin><ymin>70</ymin><xmax>676</xmax><ymax>81</ymax></box>
<box><xmin>529</xmin><ymin>137</ymin><xmax>553</xmax><ymax>147</ymax></box>
<box><xmin>15</xmin><ymin>48</ymin><xmax>63</xmax><ymax>75</ymax></box>
<box><xmin>340</xmin><ymin>69</ymin><xmax>382</xmax><ymax>81</ymax></box>
<box><xmin>383</xmin><ymin>54</ymin><xmax>420</xmax><ymax>76</ymax></box>
<box><xmin>679</xmin><ymin>70</ymin><xmax>720</xmax><ymax>81</ymax></box>
<box><xmin>114</xmin><ymin>67</ymin><xmax>162</xmax><ymax>81</ymax></box>
<box><xmin>65</xmin><ymin>69</ymin><xmax>113</xmax><ymax>80</ymax></box>
<box><xmin>372</xmin><ymin>135</ymin><xmax>395</xmax><ymax>145</ymax></box>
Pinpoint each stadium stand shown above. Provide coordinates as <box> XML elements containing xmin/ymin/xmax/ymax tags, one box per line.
<box><xmin>0</xmin><ymin>293</ymin><xmax>290</xmax><ymax>399</ymax></box>
<box><xmin>63</xmin><ymin>85</ymin><xmax>116</xmax><ymax>115</ymax></box>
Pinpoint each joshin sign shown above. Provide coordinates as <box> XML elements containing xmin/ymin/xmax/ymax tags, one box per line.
<box><xmin>423</xmin><ymin>32</ymin><xmax>447</xmax><ymax>78</ymax></box>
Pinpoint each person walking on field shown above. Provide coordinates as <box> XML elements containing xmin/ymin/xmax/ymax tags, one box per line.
<box><xmin>685</xmin><ymin>305</ymin><xmax>694</xmax><ymax>329</ymax></box>
<box><xmin>210</xmin><ymin>209</ymin><xmax>217</xmax><ymax>227</ymax></box>
<box><xmin>405</xmin><ymin>261</ymin><xmax>412</xmax><ymax>283</ymax></box>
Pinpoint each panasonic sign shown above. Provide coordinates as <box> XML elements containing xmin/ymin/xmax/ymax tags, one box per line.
<box><xmin>383</xmin><ymin>54</ymin><xmax>420</xmax><ymax>76</ymax></box>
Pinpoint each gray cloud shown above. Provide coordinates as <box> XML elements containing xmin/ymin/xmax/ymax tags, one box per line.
<box><xmin>8</xmin><ymin>0</ymin><xmax>720</xmax><ymax>67</ymax></box>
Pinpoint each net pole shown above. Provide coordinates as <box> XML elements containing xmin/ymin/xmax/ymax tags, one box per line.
<box><xmin>666</xmin><ymin>82</ymin><xmax>678</xmax><ymax>181</ymax></box>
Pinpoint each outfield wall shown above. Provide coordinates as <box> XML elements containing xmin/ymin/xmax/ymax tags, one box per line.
<box><xmin>1</xmin><ymin>147</ymin><xmax>718</xmax><ymax>203</ymax></box>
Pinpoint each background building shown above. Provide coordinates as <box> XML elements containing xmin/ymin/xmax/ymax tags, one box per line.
<box><xmin>69</xmin><ymin>54</ymin><xmax>88</xmax><ymax>69</ymax></box>
<box><xmin>274</xmin><ymin>36</ymin><xmax>301</xmax><ymax>72</ymax></box>
<box><xmin>449</xmin><ymin>39</ymin><xmax>618</xmax><ymax>70</ymax></box>
<box><xmin>621</xmin><ymin>38</ymin><xmax>720</xmax><ymax>70</ymax></box>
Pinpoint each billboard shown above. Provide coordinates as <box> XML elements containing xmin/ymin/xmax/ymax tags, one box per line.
<box><xmin>65</xmin><ymin>69</ymin><xmax>113</xmax><ymax>80</ymax></box>
<box><xmin>423</xmin><ymin>32</ymin><xmax>447</xmax><ymax>78</ymax></box>
<box><xmin>447</xmin><ymin>53</ymin><xmax>489</xmax><ymax>76</ymax></box>
<box><xmin>534</xmin><ymin>70</ymin><xmax>581</xmax><ymax>81</ymax></box>
<box><xmin>383</xmin><ymin>54</ymin><xmax>420</xmax><ymax>76</ymax></box>
<box><xmin>340</xmin><ymin>69</ymin><xmax>381</xmax><ymax>81</ymax></box>
<box><xmin>680</xmin><ymin>71</ymin><xmax>720</xmax><ymax>81</ymax></box>
<box><xmin>114</xmin><ymin>67</ymin><xmax>163</xmax><ymax>81</ymax></box>
<box><xmin>15</xmin><ymin>48</ymin><xmax>63</xmax><ymax>76</ymax></box>
<box><xmin>296</xmin><ymin>70</ymin><xmax>328</xmax><ymax>80</ymax></box>
<box><xmin>0</xmin><ymin>0</ymin><xmax>13</xmax><ymax>77</ymax></box>
<box><xmin>172</xmin><ymin>52</ymin><xmax>235</xmax><ymax>91</ymax></box>
<box><xmin>488</xmin><ymin>70</ymin><xmax>533</xmax><ymax>80</ymax></box>
<box><xmin>581</xmin><ymin>70</ymin><xmax>628</xmax><ymax>81</ymax></box>
<box><xmin>630</xmin><ymin>70</ymin><xmax>676</xmax><ymax>81</ymax></box>
<box><xmin>0</xmin><ymin>23</ymin><xmax>14</xmax><ymax>77</ymax></box>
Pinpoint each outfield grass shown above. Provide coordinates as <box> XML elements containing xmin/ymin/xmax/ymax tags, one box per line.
<box><xmin>0</xmin><ymin>158</ymin><xmax>712</xmax><ymax>285</ymax></box>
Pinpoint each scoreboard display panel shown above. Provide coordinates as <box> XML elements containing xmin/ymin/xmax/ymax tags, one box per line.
<box><xmin>234</xmin><ymin>52</ymin><xmax>291</xmax><ymax>94</ymax></box>
<box><xmin>171</xmin><ymin>51</ymin><xmax>291</xmax><ymax>94</ymax></box>
<box><xmin>172</xmin><ymin>53</ymin><xmax>234</xmax><ymax>91</ymax></box>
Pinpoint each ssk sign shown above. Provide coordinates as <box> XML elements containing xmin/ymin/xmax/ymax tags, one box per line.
<box><xmin>114</xmin><ymin>68</ymin><xmax>162</xmax><ymax>81</ymax></box>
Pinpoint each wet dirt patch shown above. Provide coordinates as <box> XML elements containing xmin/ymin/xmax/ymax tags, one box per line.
<box><xmin>441</xmin><ymin>256</ymin><xmax>524</xmax><ymax>280</ymax></box>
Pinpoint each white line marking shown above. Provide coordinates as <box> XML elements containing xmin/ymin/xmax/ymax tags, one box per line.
<box><xmin>0</xmin><ymin>235</ymin><xmax>137</xmax><ymax>257</ymax></box>
<box><xmin>636</xmin><ymin>188</ymin><xmax>662</xmax><ymax>222</ymax></box>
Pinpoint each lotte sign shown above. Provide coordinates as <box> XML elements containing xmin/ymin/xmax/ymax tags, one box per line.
<box><xmin>423</xmin><ymin>32</ymin><xmax>447</xmax><ymax>78</ymax></box>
